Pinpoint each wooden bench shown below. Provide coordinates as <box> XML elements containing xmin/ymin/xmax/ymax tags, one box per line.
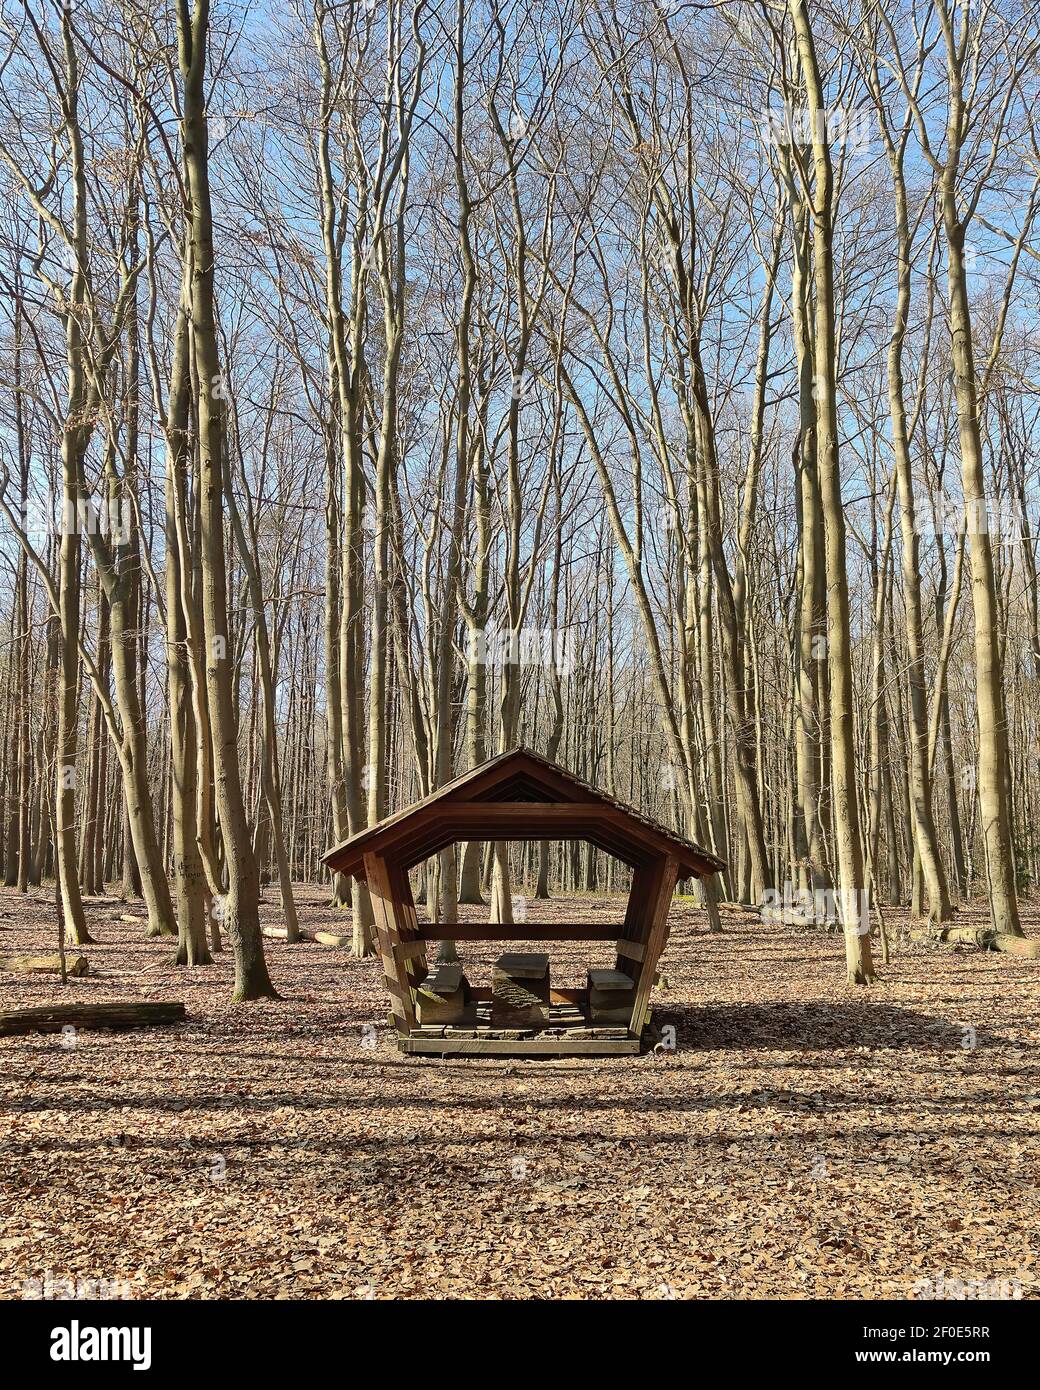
<box><xmin>587</xmin><ymin>967</ymin><xmax>636</xmax><ymax>1025</ymax></box>
<box><xmin>416</xmin><ymin>964</ymin><xmax>471</xmax><ymax>1026</ymax></box>
<box><xmin>492</xmin><ymin>952</ymin><xmax>550</xmax><ymax>1027</ymax></box>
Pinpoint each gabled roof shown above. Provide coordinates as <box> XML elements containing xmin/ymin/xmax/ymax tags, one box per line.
<box><xmin>322</xmin><ymin>747</ymin><xmax>725</xmax><ymax>881</ymax></box>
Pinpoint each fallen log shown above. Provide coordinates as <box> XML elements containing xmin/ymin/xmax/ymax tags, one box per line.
<box><xmin>911</xmin><ymin>926</ymin><xmax>1040</xmax><ymax>959</ymax></box>
<box><xmin>0</xmin><ymin>953</ymin><xmax>88</xmax><ymax>977</ymax></box>
<box><xmin>760</xmin><ymin>905</ymin><xmax>839</xmax><ymax>930</ymax></box>
<box><xmin>0</xmin><ymin>1001</ymin><xmax>186</xmax><ymax>1036</ymax></box>
<box><xmin>717</xmin><ymin>901</ymin><xmax>761</xmax><ymax>915</ymax></box>
<box><xmin>261</xmin><ymin>926</ymin><xmax>315</xmax><ymax>943</ymax></box>
<box><xmin>314</xmin><ymin>931</ymin><xmax>351</xmax><ymax>947</ymax></box>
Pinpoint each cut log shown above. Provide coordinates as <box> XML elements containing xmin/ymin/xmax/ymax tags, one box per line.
<box><xmin>0</xmin><ymin>1001</ymin><xmax>186</xmax><ymax>1036</ymax></box>
<box><xmin>314</xmin><ymin>931</ymin><xmax>351</xmax><ymax>947</ymax></box>
<box><xmin>761</xmin><ymin>905</ymin><xmax>839</xmax><ymax>931</ymax></box>
<box><xmin>588</xmin><ymin>967</ymin><xmax>636</xmax><ymax>1025</ymax></box>
<box><xmin>416</xmin><ymin>963</ymin><xmax>470</xmax><ymax>1026</ymax></box>
<box><xmin>984</xmin><ymin>934</ymin><xmax>1040</xmax><ymax>959</ymax></box>
<box><xmin>262</xmin><ymin>926</ymin><xmax>315</xmax><ymax>942</ymax></box>
<box><xmin>492</xmin><ymin>952</ymin><xmax>550</xmax><ymax>1027</ymax></box>
<box><xmin>913</xmin><ymin>926</ymin><xmax>1040</xmax><ymax>959</ymax></box>
<box><xmin>0</xmin><ymin>954</ymin><xmax>88</xmax><ymax>977</ymax></box>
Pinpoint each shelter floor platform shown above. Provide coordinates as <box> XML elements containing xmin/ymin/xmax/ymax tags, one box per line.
<box><xmin>398</xmin><ymin>998</ymin><xmax>644</xmax><ymax>1056</ymax></box>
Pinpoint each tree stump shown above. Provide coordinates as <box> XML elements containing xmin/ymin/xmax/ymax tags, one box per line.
<box><xmin>492</xmin><ymin>953</ymin><xmax>550</xmax><ymax>1027</ymax></box>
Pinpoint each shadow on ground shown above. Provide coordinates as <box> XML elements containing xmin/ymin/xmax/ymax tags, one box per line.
<box><xmin>664</xmin><ymin>1001</ymin><xmax>1008</xmax><ymax>1051</ymax></box>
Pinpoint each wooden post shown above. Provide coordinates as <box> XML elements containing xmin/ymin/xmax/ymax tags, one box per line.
<box><xmin>389</xmin><ymin>861</ymin><xmax>429</xmax><ymax>1001</ymax></box>
<box><xmin>615</xmin><ymin>861</ymin><xmax>656</xmax><ymax>983</ymax></box>
<box><xmin>364</xmin><ymin>851</ymin><xmax>417</xmax><ymax>1033</ymax></box>
<box><xmin>626</xmin><ymin>854</ymin><xmax>679</xmax><ymax>1037</ymax></box>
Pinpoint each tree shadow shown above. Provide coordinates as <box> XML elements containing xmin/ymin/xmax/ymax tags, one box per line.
<box><xmin>664</xmin><ymin>1001</ymin><xmax>1008</xmax><ymax>1052</ymax></box>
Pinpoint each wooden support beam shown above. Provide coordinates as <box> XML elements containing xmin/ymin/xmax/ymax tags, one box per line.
<box><xmin>627</xmin><ymin>854</ymin><xmax>680</xmax><ymax>1037</ymax></box>
<box><xmin>364</xmin><ymin>851</ymin><xmax>417</xmax><ymax>1034</ymax></box>
<box><xmin>441</xmin><ymin>801</ymin><xmax>599</xmax><ymax>816</ymax></box>
<box><xmin>357</xmin><ymin>806</ymin><xmax>655</xmax><ymax>877</ymax></box>
<box><xmin>614</xmin><ymin>860</ymin><xmax>657</xmax><ymax>983</ymax></box>
<box><xmin>349</xmin><ymin>804</ymin><xmax>617</xmax><ymax>870</ymax></box>
<box><xmin>398</xmin><ymin>938</ymin><xmax>428</xmax><ymax>960</ymax></box>
<box><xmin>416</xmin><ymin>923</ymin><xmax>624</xmax><ymax>941</ymax></box>
<box><xmin>389</xmin><ymin>862</ymin><xmax>428</xmax><ymax>998</ymax></box>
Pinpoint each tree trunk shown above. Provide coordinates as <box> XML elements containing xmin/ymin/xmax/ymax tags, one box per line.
<box><xmin>790</xmin><ymin>0</ymin><xmax>875</xmax><ymax>983</ymax></box>
<box><xmin>177</xmin><ymin>0</ymin><xmax>277</xmax><ymax>1000</ymax></box>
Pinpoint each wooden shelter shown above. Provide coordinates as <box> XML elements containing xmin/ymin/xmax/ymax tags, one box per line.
<box><xmin>322</xmin><ymin>748</ymin><xmax>724</xmax><ymax>1057</ymax></box>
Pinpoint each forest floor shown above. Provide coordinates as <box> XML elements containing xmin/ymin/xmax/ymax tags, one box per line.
<box><xmin>1</xmin><ymin>883</ymin><xmax>1039</xmax><ymax>1300</ymax></box>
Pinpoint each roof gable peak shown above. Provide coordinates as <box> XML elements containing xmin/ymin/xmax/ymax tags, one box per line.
<box><xmin>322</xmin><ymin>746</ymin><xmax>725</xmax><ymax>882</ymax></box>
